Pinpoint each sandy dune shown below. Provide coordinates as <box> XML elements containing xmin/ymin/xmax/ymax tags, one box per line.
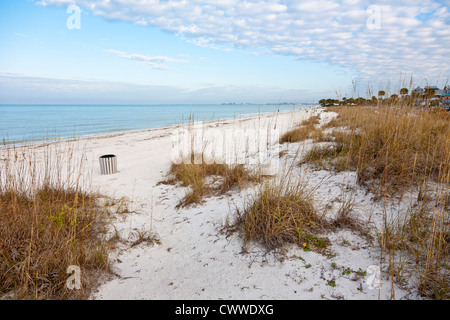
<box><xmin>2</xmin><ymin>107</ymin><xmax>421</xmax><ymax>300</ymax></box>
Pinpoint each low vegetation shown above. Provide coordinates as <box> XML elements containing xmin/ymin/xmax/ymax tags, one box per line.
<box><xmin>3</xmin><ymin>93</ymin><xmax>447</xmax><ymax>300</ymax></box>
<box><xmin>0</xmin><ymin>143</ymin><xmax>111</xmax><ymax>299</ymax></box>
<box><xmin>233</xmin><ymin>180</ymin><xmax>330</xmax><ymax>251</ymax></box>
<box><xmin>279</xmin><ymin>115</ymin><xmax>323</xmax><ymax>144</ymax></box>
<box><xmin>300</xmin><ymin>103</ymin><xmax>449</xmax><ymax>299</ymax></box>
<box><xmin>313</xmin><ymin>106</ymin><xmax>449</xmax><ymax>196</ymax></box>
<box><xmin>226</xmin><ymin>164</ymin><xmax>367</xmax><ymax>254</ymax></box>
<box><xmin>272</xmin><ymin>94</ymin><xmax>449</xmax><ymax>298</ymax></box>
<box><xmin>162</xmin><ymin>154</ymin><xmax>260</xmax><ymax>208</ymax></box>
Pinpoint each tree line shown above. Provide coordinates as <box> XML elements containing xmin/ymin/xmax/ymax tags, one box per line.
<box><xmin>319</xmin><ymin>87</ymin><xmax>443</xmax><ymax>107</ymax></box>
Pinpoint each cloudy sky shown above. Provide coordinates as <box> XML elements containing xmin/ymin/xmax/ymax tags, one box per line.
<box><xmin>0</xmin><ymin>0</ymin><xmax>449</xmax><ymax>104</ymax></box>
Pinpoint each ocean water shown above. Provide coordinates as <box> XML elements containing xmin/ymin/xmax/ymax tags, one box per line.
<box><xmin>0</xmin><ymin>104</ymin><xmax>312</xmax><ymax>145</ymax></box>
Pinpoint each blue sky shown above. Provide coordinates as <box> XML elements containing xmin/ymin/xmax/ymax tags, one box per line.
<box><xmin>0</xmin><ymin>0</ymin><xmax>449</xmax><ymax>104</ymax></box>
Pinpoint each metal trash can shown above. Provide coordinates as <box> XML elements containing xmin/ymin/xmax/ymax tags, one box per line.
<box><xmin>99</xmin><ymin>154</ymin><xmax>117</xmax><ymax>175</ymax></box>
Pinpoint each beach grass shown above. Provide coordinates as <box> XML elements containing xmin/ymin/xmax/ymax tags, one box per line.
<box><xmin>2</xmin><ymin>101</ymin><xmax>448</xmax><ymax>300</ymax></box>
<box><xmin>302</xmin><ymin>104</ymin><xmax>449</xmax><ymax>299</ymax></box>
<box><xmin>163</xmin><ymin>154</ymin><xmax>260</xmax><ymax>208</ymax></box>
<box><xmin>314</xmin><ymin>105</ymin><xmax>449</xmax><ymax>196</ymax></box>
<box><xmin>232</xmin><ymin>179</ymin><xmax>331</xmax><ymax>251</ymax></box>
<box><xmin>0</xmin><ymin>142</ymin><xmax>111</xmax><ymax>299</ymax></box>
<box><xmin>228</xmin><ymin>172</ymin><xmax>371</xmax><ymax>254</ymax></box>
<box><xmin>279</xmin><ymin>115</ymin><xmax>323</xmax><ymax>144</ymax></box>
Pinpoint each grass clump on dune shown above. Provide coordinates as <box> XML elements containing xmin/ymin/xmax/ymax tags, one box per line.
<box><xmin>230</xmin><ymin>178</ymin><xmax>331</xmax><ymax>252</ymax></box>
<box><xmin>306</xmin><ymin>106</ymin><xmax>449</xmax><ymax>195</ymax></box>
<box><xmin>310</xmin><ymin>104</ymin><xmax>449</xmax><ymax>299</ymax></box>
<box><xmin>163</xmin><ymin>154</ymin><xmax>260</xmax><ymax>208</ymax></box>
<box><xmin>280</xmin><ymin>115</ymin><xmax>324</xmax><ymax>144</ymax></box>
<box><xmin>0</xmin><ymin>144</ymin><xmax>110</xmax><ymax>300</ymax></box>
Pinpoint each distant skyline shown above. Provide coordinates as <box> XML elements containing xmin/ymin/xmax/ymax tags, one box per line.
<box><xmin>0</xmin><ymin>0</ymin><xmax>449</xmax><ymax>104</ymax></box>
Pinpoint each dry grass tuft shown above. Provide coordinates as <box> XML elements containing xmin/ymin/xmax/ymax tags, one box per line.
<box><xmin>280</xmin><ymin>115</ymin><xmax>323</xmax><ymax>144</ymax></box>
<box><xmin>162</xmin><ymin>154</ymin><xmax>260</xmax><ymax>208</ymax></box>
<box><xmin>0</xmin><ymin>143</ymin><xmax>110</xmax><ymax>300</ymax></box>
<box><xmin>302</xmin><ymin>141</ymin><xmax>350</xmax><ymax>171</ymax></box>
<box><xmin>229</xmin><ymin>177</ymin><xmax>331</xmax><ymax>252</ymax></box>
<box><xmin>305</xmin><ymin>106</ymin><xmax>449</xmax><ymax>196</ymax></box>
<box><xmin>311</xmin><ymin>104</ymin><xmax>449</xmax><ymax>299</ymax></box>
<box><xmin>301</xmin><ymin>115</ymin><xmax>321</xmax><ymax>126</ymax></box>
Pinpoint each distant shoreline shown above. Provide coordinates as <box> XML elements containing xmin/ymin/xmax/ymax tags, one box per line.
<box><xmin>1</xmin><ymin>104</ymin><xmax>319</xmax><ymax>148</ymax></box>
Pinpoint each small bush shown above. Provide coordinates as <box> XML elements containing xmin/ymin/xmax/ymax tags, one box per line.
<box><xmin>0</xmin><ymin>144</ymin><xmax>110</xmax><ymax>300</ymax></box>
<box><xmin>280</xmin><ymin>115</ymin><xmax>323</xmax><ymax>144</ymax></box>
<box><xmin>316</xmin><ymin>104</ymin><xmax>449</xmax><ymax>299</ymax></box>
<box><xmin>163</xmin><ymin>154</ymin><xmax>260</xmax><ymax>207</ymax></box>
<box><xmin>232</xmin><ymin>181</ymin><xmax>330</xmax><ymax>250</ymax></box>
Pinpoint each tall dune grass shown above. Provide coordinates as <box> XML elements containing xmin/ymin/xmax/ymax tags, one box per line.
<box><xmin>321</xmin><ymin>106</ymin><xmax>449</xmax><ymax>196</ymax></box>
<box><xmin>0</xmin><ymin>142</ymin><xmax>110</xmax><ymax>299</ymax></box>
<box><xmin>279</xmin><ymin>115</ymin><xmax>323</xmax><ymax>143</ymax></box>
<box><xmin>304</xmin><ymin>104</ymin><xmax>449</xmax><ymax>299</ymax></box>
<box><xmin>162</xmin><ymin>119</ymin><xmax>266</xmax><ymax>207</ymax></box>
<box><xmin>233</xmin><ymin>178</ymin><xmax>330</xmax><ymax>251</ymax></box>
<box><xmin>163</xmin><ymin>154</ymin><xmax>260</xmax><ymax>208</ymax></box>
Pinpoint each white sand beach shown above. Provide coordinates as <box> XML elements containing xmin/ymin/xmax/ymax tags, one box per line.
<box><xmin>2</xmin><ymin>107</ymin><xmax>422</xmax><ymax>300</ymax></box>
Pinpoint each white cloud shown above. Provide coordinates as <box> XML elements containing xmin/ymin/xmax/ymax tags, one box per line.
<box><xmin>0</xmin><ymin>72</ymin><xmax>321</xmax><ymax>104</ymax></box>
<box><xmin>13</xmin><ymin>33</ymin><xmax>29</xmax><ymax>38</ymax></box>
<box><xmin>34</xmin><ymin>0</ymin><xmax>450</xmax><ymax>91</ymax></box>
<box><xmin>103</xmin><ymin>49</ymin><xmax>188</xmax><ymax>70</ymax></box>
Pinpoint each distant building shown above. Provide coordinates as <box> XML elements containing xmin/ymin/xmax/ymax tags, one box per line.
<box><xmin>413</xmin><ymin>86</ymin><xmax>447</xmax><ymax>98</ymax></box>
<box><xmin>440</xmin><ymin>94</ymin><xmax>450</xmax><ymax>106</ymax></box>
<box><xmin>412</xmin><ymin>87</ymin><xmax>424</xmax><ymax>95</ymax></box>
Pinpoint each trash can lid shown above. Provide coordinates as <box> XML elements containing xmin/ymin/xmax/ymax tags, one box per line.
<box><xmin>100</xmin><ymin>154</ymin><xmax>116</xmax><ymax>159</ymax></box>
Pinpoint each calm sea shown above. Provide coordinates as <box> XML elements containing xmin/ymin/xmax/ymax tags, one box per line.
<box><xmin>0</xmin><ymin>104</ymin><xmax>312</xmax><ymax>145</ymax></box>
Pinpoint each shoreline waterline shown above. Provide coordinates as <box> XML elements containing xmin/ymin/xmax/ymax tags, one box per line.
<box><xmin>1</xmin><ymin>104</ymin><xmax>318</xmax><ymax>148</ymax></box>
